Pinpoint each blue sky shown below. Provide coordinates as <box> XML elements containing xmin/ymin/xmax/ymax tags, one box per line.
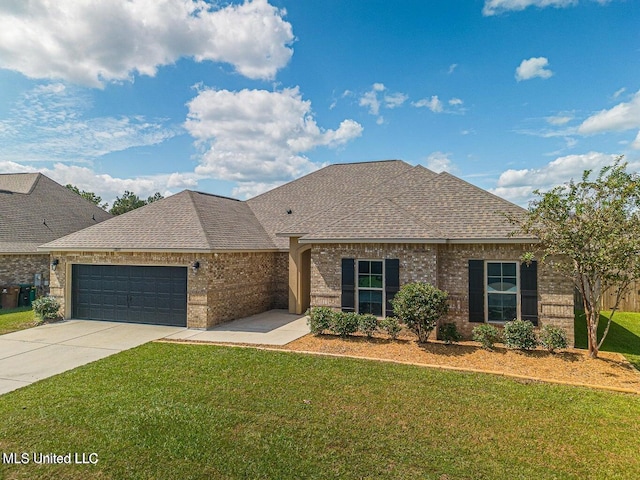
<box><xmin>0</xmin><ymin>0</ymin><xmax>639</xmax><ymax>206</ymax></box>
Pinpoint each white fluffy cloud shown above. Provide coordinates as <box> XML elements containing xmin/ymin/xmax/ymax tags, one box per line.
<box><xmin>413</xmin><ymin>96</ymin><xmax>443</xmax><ymax>113</ymax></box>
<box><xmin>491</xmin><ymin>151</ymin><xmax>619</xmax><ymax>205</ymax></box>
<box><xmin>515</xmin><ymin>57</ymin><xmax>553</xmax><ymax>81</ymax></box>
<box><xmin>0</xmin><ymin>83</ymin><xmax>177</xmax><ymax>163</ymax></box>
<box><xmin>0</xmin><ymin>0</ymin><xmax>294</xmax><ymax>87</ymax></box>
<box><xmin>578</xmin><ymin>90</ymin><xmax>640</xmax><ymax>136</ymax></box>
<box><xmin>184</xmin><ymin>86</ymin><xmax>362</xmax><ymax>196</ymax></box>
<box><xmin>425</xmin><ymin>152</ymin><xmax>456</xmax><ymax>173</ymax></box>
<box><xmin>0</xmin><ymin>161</ymin><xmax>199</xmax><ymax>205</ymax></box>
<box><xmin>483</xmin><ymin>0</ymin><xmax>610</xmax><ymax>16</ymax></box>
<box><xmin>359</xmin><ymin>83</ymin><xmax>408</xmax><ymax>124</ymax></box>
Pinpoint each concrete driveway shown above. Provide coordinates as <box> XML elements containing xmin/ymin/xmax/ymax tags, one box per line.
<box><xmin>0</xmin><ymin>310</ymin><xmax>310</xmax><ymax>396</ymax></box>
<box><xmin>0</xmin><ymin>320</ymin><xmax>184</xmax><ymax>395</ymax></box>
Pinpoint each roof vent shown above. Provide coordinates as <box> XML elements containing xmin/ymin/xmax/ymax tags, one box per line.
<box><xmin>286</xmin><ymin>209</ymin><xmax>292</xmax><ymax>215</ymax></box>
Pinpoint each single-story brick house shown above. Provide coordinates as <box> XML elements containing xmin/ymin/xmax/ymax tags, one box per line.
<box><xmin>0</xmin><ymin>173</ymin><xmax>111</xmax><ymax>297</ymax></box>
<box><xmin>40</xmin><ymin>160</ymin><xmax>574</xmax><ymax>343</ymax></box>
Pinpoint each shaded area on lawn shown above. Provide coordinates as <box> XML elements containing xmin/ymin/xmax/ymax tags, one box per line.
<box><xmin>0</xmin><ymin>343</ymin><xmax>639</xmax><ymax>479</ymax></box>
<box><xmin>574</xmin><ymin>310</ymin><xmax>640</xmax><ymax>369</ymax></box>
<box><xmin>0</xmin><ymin>306</ymin><xmax>37</xmax><ymax>335</ymax></box>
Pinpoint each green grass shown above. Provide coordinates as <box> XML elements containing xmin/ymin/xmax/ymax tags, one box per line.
<box><xmin>0</xmin><ymin>306</ymin><xmax>38</xmax><ymax>335</ymax></box>
<box><xmin>1</xmin><ymin>343</ymin><xmax>639</xmax><ymax>479</ymax></box>
<box><xmin>575</xmin><ymin>310</ymin><xmax>640</xmax><ymax>369</ymax></box>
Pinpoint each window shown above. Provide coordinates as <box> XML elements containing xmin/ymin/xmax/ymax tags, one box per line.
<box><xmin>486</xmin><ymin>261</ymin><xmax>518</xmax><ymax>322</ymax></box>
<box><xmin>357</xmin><ymin>260</ymin><xmax>384</xmax><ymax>316</ymax></box>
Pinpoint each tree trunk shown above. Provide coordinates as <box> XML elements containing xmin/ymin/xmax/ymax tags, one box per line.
<box><xmin>588</xmin><ymin>309</ymin><xmax>599</xmax><ymax>358</ymax></box>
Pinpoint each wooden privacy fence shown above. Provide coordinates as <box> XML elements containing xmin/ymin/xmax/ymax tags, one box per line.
<box><xmin>574</xmin><ymin>281</ymin><xmax>640</xmax><ymax>312</ymax></box>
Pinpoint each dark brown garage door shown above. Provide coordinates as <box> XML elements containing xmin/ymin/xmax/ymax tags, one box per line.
<box><xmin>71</xmin><ymin>265</ymin><xmax>187</xmax><ymax>327</ymax></box>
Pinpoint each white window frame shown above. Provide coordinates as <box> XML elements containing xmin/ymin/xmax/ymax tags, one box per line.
<box><xmin>356</xmin><ymin>259</ymin><xmax>385</xmax><ymax>317</ymax></box>
<box><xmin>484</xmin><ymin>260</ymin><xmax>520</xmax><ymax>323</ymax></box>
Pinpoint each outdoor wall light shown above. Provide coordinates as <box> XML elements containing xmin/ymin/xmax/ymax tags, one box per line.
<box><xmin>51</xmin><ymin>259</ymin><xmax>59</xmax><ymax>271</ymax></box>
<box><xmin>192</xmin><ymin>261</ymin><xmax>200</xmax><ymax>273</ymax></box>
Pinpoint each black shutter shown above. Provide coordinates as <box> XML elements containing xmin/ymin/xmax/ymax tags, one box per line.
<box><xmin>385</xmin><ymin>258</ymin><xmax>400</xmax><ymax>317</ymax></box>
<box><xmin>520</xmin><ymin>261</ymin><xmax>538</xmax><ymax>325</ymax></box>
<box><xmin>468</xmin><ymin>260</ymin><xmax>485</xmax><ymax>322</ymax></box>
<box><xmin>341</xmin><ymin>258</ymin><xmax>355</xmax><ymax>312</ymax></box>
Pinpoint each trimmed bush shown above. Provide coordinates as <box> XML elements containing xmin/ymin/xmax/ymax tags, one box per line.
<box><xmin>391</xmin><ymin>282</ymin><xmax>449</xmax><ymax>343</ymax></box>
<box><xmin>358</xmin><ymin>313</ymin><xmax>378</xmax><ymax>338</ymax></box>
<box><xmin>331</xmin><ymin>311</ymin><xmax>359</xmax><ymax>337</ymax></box>
<box><xmin>503</xmin><ymin>319</ymin><xmax>538</xmax><ymax>350</ymax></box>
<box><xmin>472</xmin><ymin>324</ymin><xmax>501</xmax><ymax>350</ymax></box>
<box><xmin>437</xmin><ymin>322</ymin><xmax>462</xmax><ymax>344</ymax></box>
<box><xmin>32</xmin><ymin>296</ymin><xmax>61</xmax><ymax>321</ymax></box>
<box><xmin>379</xmin><ymin>317</ymin><xmax>402</xmax><ymax>340</ymax></box>
<box><xmin>538</xmin><ymin>325</ymin><xmax>568</xmax><ymax>353</ymax></box>
<box><xmin>307</xmin><ymin>307</ymin><xmax>334</xmax><ymax>335</ymax></box>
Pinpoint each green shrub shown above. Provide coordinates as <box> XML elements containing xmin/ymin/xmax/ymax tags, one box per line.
<box><xmin>503</xmin><ymin>319</ymin><xmax>538</xmax><ymax>350</ymax></box>
<box><xmin>437</xmin><ymin>322</ymin><xmax>462</xmax><ymax>344</ymax></box>
<box><xmin>307</xmin><ymin>307</ymin><xmax>334</xmax><ymax>335</ymax></box>
<box><xmin>538</xmin><ymin>325</ymin><xmax>568</xmax><ymax>353</ymax></box>
<box><xmin>379</xmin><ymin>317</ymin><xmax>402</xmax><ymax>340</ymax></box>
<box><xmin>32</xmin><ymin>296</ymin><xmax>61</xmax><ymax>321</ymax></box>
<box><xmin>391</xmin><ymin>282</ymin><xmax>449</xmax><ymax>343</ymax></box>
<box><xmin>331</xmin><ymin>311</ymin><xmax>359</xmax><ymax>337</ymax></box>
<box><xmin>472</xmin><ymin>324</ymin><xmax>501</xmax><ymax>350</ymax></box>
<box><xmin>358</xmin><ymin>313</ymin><xmax>378</xmax><ymax>338</ymax></box>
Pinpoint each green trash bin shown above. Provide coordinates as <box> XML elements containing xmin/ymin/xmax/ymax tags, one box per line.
<box><xmin>18</xmin><ymin>284</ymin><xmax>34</xmax><ymax>307</ymax></box>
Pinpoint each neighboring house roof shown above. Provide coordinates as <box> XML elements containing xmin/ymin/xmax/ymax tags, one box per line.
<box><xmin>0</xmin><ymin>173</ymin><xmax>112</xmax><ymax>254</ymax></box>
<box><xmin>41</xmin><ymin>190</ymin><xmax>276</xmax><ymax>252</ymax></box>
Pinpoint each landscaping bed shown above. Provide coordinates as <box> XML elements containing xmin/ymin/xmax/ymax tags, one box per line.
<box><xmin>280</xmin><ymin>332</ymin><xmax>640</xmax><ymax>393</ymax></box>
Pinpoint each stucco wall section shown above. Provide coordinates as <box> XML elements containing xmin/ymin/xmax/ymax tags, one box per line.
<box><xmin>310</xmin><ymin>243</ymin><xmax>438</xmax><ymax>309</ymax></box>
<box><xmin>49</xmin><ymin>250</ymin><xmax>288</xmax><ymax>329</ymax></box>
<box><xmin>0</xmin><ymin>254</ymin><xmax>50</xmax><ymax>291</ymax></box>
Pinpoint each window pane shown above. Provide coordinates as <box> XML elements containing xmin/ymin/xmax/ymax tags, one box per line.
<box><xmin>487</xmin><ymin>263</ymin><xmax>501</xmax><ymax>276</ymax></box>
<box><xmin>503</xmin><ymin>263</ymin><xmax>516</xmax><ymax>276</ymax></box>
<box><xmin>502</xmin><ymin>278</ymin><xmax>517</xmax><ymax>293</ymax></box>
<box><xmin>359</xmin><ymin>261</ymin><xmax>370</xmax><ymax>274</ymax></box>
<box><xmin>358</xmin><ymin>275</ymin><xmax>371</xmax><ymax>288</ymax></box>
<box><xmin>371</xmin><ymin>261</ymin><xmax>383</xmax><ymax>274</ymax></box>
<box><xmin>359</xmin><ymin>290</ymin><xmax>383</xmax><ymax>316</ymax></box>
<box><xmin>371</xmin><ymin>275</ymin><xmax>383</xmax><ymax>288</ymax></box>
<box><xmin>487</xmin><ymin>277</ymin><xmax>502</xmax><ymax>292</ymax></box>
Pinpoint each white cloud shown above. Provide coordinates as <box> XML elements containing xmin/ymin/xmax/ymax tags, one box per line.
<box><xmin>449</xmin><ymin>98</ymin><xmax>464</xmax><ymax>106</ymax></box>
<box><xmin>483</xmin><ymin>0</ymin><xmax>610</xmax><ymax>16</ymax></box>
<box><xmin>613</xmin><ymin>87</ymin><xmax>626</xmax><ymax>99</ymax></box>
<box><xmin>578</xmin><ymin>90</ymin><xmax>640</xmax><ymax>134</ymax></box>
<box><xmin>0</xmin><ymin>161</ymin><xmax>200</xmax><ymax>206</ymax></box>
<box><xmin>413</xmin><ymin>96</ymin><xmax>443</xmax><ymax>113</ymax></box>
<box><xmin>448</xmin><ymin>64</ymin><xmax>458</xmax><ymax>75</ymax></box>
<box><xmin>546</xmin><ymin>114</ymin><xmax>573</xmax><ymax>126</ymax></box>
<box><xmin>0</xmin><ymin>0</ymin><xmax>294</xmax><ymax>87</ymax></box>
<box><xmin>515</xmin><ymin>57</ymin><xmax>553</xmax><ymax>81</ymax></box>
<box><xmin>632</xmin><ymin>132</ymin><xmax>640</xmax><ymax>150</ymax></box>
<box><xmin>491</xmin><ymin>151</ymin><xmax>619</xmax><ymax>205</ymax></box>
<box><xmin>184</xmin><ymin>86</ymin><xmax>362</xmax><ymax>195</ymax></box>
<box><xmin>358</xmin><ymin>83</ymin><xmax>408</xmax><ymax>123</ymax></box>
<box><xmin>0</xmin><ymin>83</ymin><xmax>177</xmax><ymax>163</ymax></box>
<box><xmin>425</xmin><ymin>152</ymin><xmax>456</xmax><ymax>173</ymax></box>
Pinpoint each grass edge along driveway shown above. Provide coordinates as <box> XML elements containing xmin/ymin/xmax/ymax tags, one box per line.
<box><xmin>1</xmin><ymin>342</ymin><xmax>639</xmax><ymax>479</ymax></box>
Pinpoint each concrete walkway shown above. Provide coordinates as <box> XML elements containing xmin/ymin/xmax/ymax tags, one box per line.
<box><xmin>0</xmin><ymin>310</ymin><xmax>309</xmax><ymax>395</ymax></box>
<box><xmin>163</xmin><ymin>310</ymin><xmax>310</xmax><ymax>346</ymax></box>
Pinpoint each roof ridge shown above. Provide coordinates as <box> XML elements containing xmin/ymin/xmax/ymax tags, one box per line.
<box><xmin>435</xmin><ymin>171</ymin><xmax>526</xmax><ymax>212</ymax></box>
<box><xmin>384</xmin><ymin>195</ymin><xmax>446</xmax><ymax>238</ymax></box>
<box><xmin>184</xmin><ymin>190</ymin><xmax>215</xmax><ymax>248</ymax></box>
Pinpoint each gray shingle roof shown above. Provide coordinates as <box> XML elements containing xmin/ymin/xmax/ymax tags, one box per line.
<box><xmin>0</xmin><ymin>173</ymin><xmax>112</xmax><ymax>253</ymax></box>
<box><xmin>41</xmin><ymin>190</ymin><xmax>276</xmax><ymax>251</ymax></box>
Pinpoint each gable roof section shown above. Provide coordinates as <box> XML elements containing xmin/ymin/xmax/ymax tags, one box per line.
<box><xmin>41</xmin><ymin>190</ymin><xmax>276</xmax><ymax>252</ymax></box>
<box><xmin>247</xmin><ymin>160</ymin><xmax>414</xmax><ymax>249</ymax></box>
<box><xmin>0</xmin><ymin>173</ymin><xmax>112</xmax><ymax>254</ymax></box>
<box><xmin>299</xmin><ymin>170</ymin><xmax>534</xmax><ymax>243</ymax></box>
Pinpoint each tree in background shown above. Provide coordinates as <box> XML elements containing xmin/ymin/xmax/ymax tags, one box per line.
<box><xmin>509</xmin><ymin>157</ymin><xmax>640</xmax><ymax>358</ymax></box>
<box><xmin>109</xmin><ymin>190</ymin><xmax>164</xmax><ymax>215</ymax></box>
<box><xmin>65</xmin><ymin>184</ymin><xmax>108</xmax><ymax>210</ymax></box>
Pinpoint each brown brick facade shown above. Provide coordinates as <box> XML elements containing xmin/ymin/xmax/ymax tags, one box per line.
<box><xmin>308</xmin><ymin>242</ymin><xmax>575</xmax><ymax>345</ymax></box>
<box><xmin>49</xmin><ymin>250</ymin><xmax>288</xmax><ymax>329</ymax></box>
<box><xmin>0</xmin><ymin>254</ymin><xmax>50</xmax><ymax>290</ymax></box>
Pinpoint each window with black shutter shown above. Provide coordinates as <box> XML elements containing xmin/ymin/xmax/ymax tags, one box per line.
<box><xmin>341</xmin><ymin>258</ymin><xmax>355</xmax><ymax>312</ymax></box>
<box><xmin>385</xmin><ymin>258</ymin><xmax>400</xmax><ymax>317</ymax></box>
<box><xmin>468</xmin><ymin>260</ymin><xmax>485</xmax><ymax>322</ymax></box>
<box><xmin>520</xmin><ymin>261</ymin><xmax>538</xmax><ymax>325</ymax></box>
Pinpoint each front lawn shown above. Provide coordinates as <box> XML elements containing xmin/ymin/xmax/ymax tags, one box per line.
<box><xmin>1</xmin><ymin>343</ymin><xmax>639</xmax><ymax>479</ymax></box>
<box><xmin>0</xmin><ymin>306</ymin><xmax>37</xmax><ymax>335</ymax></box>
<box><xmin>575</xmin><ymin>310</ymin><xmax>640</xmax><ymax>369</ymax></box>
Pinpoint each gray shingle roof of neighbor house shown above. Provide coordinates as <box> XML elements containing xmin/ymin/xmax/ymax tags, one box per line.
<box><xmin>41</xmin><ymin>190</ymin><xmax>277</xmax><ymax>252</ymax></box>
<box><xmin>0</xmin><ymin>173</ymin><xmax>112</xmax><ymax>253</ymax></box>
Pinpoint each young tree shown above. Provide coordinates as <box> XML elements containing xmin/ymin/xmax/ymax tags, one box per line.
<box><xmin>65</xmin><ymin>184</ymin><xmax>108</xmax><ymax>210</ymax></box>
<box><xmin>391</xmin><ymin>282</ymin><xmax>449</xmax><ymax>343</ymax></box>
<box><xmin>510</xmin><ymin>158</ymin><xmax>640</xmax><ymax>358</ymax></box>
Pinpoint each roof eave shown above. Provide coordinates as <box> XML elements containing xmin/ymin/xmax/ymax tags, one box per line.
<box><xmin>38</xmin><ymin>246</ymin><xmax>282</xmax><ymax>254</ymax></box>
<box><xmin>298</xmin><ymin>237</ymin><xmax>539</xmax><ymax>245</ymax></box>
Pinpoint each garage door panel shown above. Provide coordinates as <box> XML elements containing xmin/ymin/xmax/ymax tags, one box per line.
<box><xmin>72</xmin><ymin>265</ymin><xmax>187</xmax><ymax>327</ymax></box>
